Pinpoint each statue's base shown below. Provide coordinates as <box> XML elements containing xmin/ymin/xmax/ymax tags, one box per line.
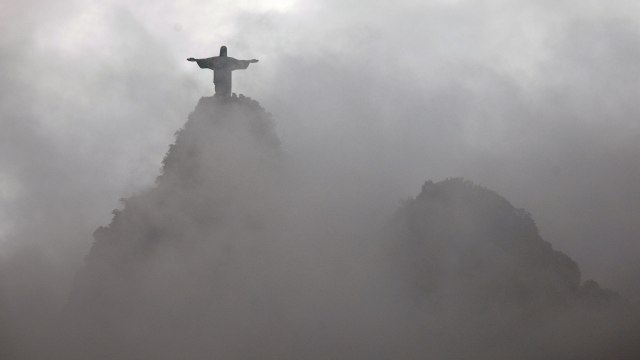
<box><xmin>213</xmin><ymin>92</ymin><xmax>241</xmax><ymax>99</ymax></box>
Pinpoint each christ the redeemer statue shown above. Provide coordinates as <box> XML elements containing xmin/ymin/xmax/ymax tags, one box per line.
<box><xmin>187</xmin><ymin>46</ymin><xmax>258</xmax><ymax>97</ymax></box>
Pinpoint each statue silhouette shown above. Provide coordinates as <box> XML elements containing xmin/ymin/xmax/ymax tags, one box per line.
<box><xmin>188</xmin><ymin>46</ymin><xmax>258</xmax><ymax>96</ymax></box>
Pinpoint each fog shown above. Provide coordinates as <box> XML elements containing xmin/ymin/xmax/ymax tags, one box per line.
<box><xmin>0</xmin><ymin>0</ymin><xmax>639</xmax><ymax>358</ymax></box>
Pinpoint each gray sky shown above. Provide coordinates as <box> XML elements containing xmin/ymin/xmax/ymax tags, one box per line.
<box><xmin>1</xmin><ymin>0</ymin><xmax>639</xmax><ymax>299</ymax></box>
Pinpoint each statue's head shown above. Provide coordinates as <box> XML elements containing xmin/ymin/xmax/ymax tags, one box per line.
<box><xmin>220</xmin><ymin>46</ymin><xmax>227</xmax><ymax>57</ymax></box>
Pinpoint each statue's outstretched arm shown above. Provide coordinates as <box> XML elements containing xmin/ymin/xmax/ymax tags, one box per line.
<box><xmin>187</xmin><ymin>57</ymin><xmax>216</xmax><ymax>69</ymax></box>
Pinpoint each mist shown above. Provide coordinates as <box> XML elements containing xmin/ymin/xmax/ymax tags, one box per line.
<box><xmin>1</xmin><ymin>0</ymin><xmax>639</xmax><ymax>358</ymax></box>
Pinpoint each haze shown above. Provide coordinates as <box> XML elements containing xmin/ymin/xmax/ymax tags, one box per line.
<box><xmin>0</xmin><ymin>0</ymin><xmax>639</xmax><ymax>356</ymax></box>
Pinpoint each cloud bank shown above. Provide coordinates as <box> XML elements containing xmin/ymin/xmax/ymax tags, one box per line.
<box><xmin>0</xmin><ymin>0</ymin><xmax>639</xmax><ymax>357</ymax></box>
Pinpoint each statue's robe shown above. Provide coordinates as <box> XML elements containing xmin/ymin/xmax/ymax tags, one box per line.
<box><xmin>193</xmin><ymin>56</ymin><xmax>253</xmax><ymax>96</ymax></box>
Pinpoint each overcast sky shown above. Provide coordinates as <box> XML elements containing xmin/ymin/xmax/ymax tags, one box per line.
<box><xmin>1</xmin><ymin>0</ymin><xmax>639</xmax><ymax>299</ymax></box>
